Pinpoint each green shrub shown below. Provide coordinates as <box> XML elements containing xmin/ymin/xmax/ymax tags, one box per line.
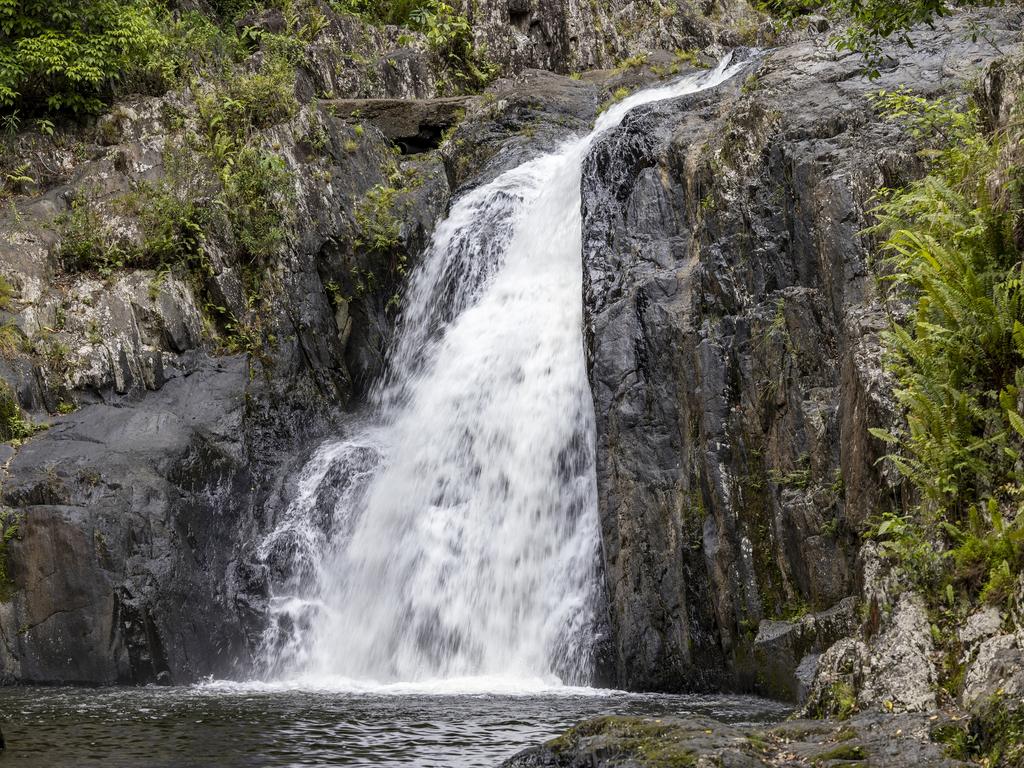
<box><xmin>197</xmin><ymin>55</ymin><xmax>298</xmax><ymax>137</ymax></box>
<box><xmin>162</xmin><ymin>10</ymin><xmax>247</xmax><ymax>83</ymax></box>
<box><xmin>416</xmin><ymin>1</ymin><xmax>495</xmax><ymax>91</ymax></box>
<box><xmin>868</xmin><ymin>88</ymin><xmax>1024</xmax><ymax>608</ymax></box>
<box><xmin>57</xmin><ymin>190</ymin><xmax>128</xmax><ymax>274</ymax></box>
<box><xmin>967</xmin><ymin>694</ymin><xmax>1024</xmax><ymax>767</ymax></box>
<box><xmin>0</xmin><ymin>0</ymin><xmax>168</xmax><ymax>115</ymax></box>
<box><xmin>223</xmin><ymin>144</ymin><xmax>293</xmax><ymax>262</ymax></box>
<box><xmin>331</xmin><ymin>0</ymin><xmax>493</xmax><ymax>91</ymax></box>
<box><xmin>354</xmin><ymin>184</ymin><xmax>402</xmax><ymax>255</ymax></box>
<box><xmin>869</xmin><ymin>89</ymin><xmax>1021</xmax><ymax>519</ymax></box>
<box><xmin>598</xmin><ymin>86</ymin><xmax>631</xmax><ymax>113</ymax></box>
<box><xmin>133</xmin><ymin>177</ymin><xmax>209</xmax><ymax>268</ymax></box>
<box><xmin>0</xmin><ymin>378</ymin><xmax>36</xmax><ymax>442</ymax></box>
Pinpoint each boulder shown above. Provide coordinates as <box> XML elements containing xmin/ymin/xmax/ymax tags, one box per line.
<box><xmin>750</xmin><ymin>596</ymin><xmax>859</xmax><ymax>701</ymax></box>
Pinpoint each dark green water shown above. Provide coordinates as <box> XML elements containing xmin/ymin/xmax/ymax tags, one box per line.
<box><xmin>0</xmin><ymin>684</ymin><xmax>790</xmax><ymax>767</ymax></box>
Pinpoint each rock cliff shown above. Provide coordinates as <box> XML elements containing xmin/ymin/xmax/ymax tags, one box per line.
<box><xmin>580</xmin><ymin>7</ymin><xmax>1020</xmax><ymax>695</ymax></box>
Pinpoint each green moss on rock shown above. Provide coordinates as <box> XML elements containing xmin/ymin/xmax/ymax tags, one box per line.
<box><xmin>548</xmin><ymin>717</ymin><xmax>698</xmax><ymax>767</ymax></box>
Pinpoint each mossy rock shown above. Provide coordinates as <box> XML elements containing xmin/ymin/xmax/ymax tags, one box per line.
<box><xmin>548</xmin><ymin>716</ymin><xmax>700</xmax><ymax>767</ymax></box>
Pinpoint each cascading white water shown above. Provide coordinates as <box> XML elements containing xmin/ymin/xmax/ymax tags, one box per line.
<box><xmin>260</xmin><ymin>58</ymin><xmax>747</xmax><ymax>690</ymax></box>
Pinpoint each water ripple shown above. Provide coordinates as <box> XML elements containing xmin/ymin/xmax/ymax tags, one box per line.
<box><xmin>0</xmin><ymin>686</ymin><xmax>790</xmax><ymax>767</ymax></box>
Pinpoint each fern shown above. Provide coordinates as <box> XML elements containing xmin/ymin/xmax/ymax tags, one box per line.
<box><xmin>869</xmin><ymin>88</ymin><xmax>1024</xmax><ymax>605</ymax></box>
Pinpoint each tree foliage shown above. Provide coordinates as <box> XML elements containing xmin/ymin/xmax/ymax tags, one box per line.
<box><xmin>0</xmin><ymin>0</ymin><xmax>167</xmax><ymax>114</ymax></box>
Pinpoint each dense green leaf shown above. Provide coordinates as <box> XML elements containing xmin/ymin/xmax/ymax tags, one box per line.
<box><xmin>0</xmin><ymin>0</ymin><xmax>167</xmax><ymax>115</ymax></box>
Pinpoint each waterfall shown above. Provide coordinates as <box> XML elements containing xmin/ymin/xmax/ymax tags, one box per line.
<box><xmin>259</xmin><ymin>58</ymin><xmax>747</xmax><ymax>689</ymax></box>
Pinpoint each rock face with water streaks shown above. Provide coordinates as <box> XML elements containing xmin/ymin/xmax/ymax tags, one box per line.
<box><xmin>580</xmin><ymin>9</ymin><xmax>1020</xmax><ymax>695</ymax></box>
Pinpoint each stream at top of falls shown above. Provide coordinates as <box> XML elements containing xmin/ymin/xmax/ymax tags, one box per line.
<box><xmin>0</xmin><ymin>59</ymin><xmax>793</xmax><ymax>768</ymax></box>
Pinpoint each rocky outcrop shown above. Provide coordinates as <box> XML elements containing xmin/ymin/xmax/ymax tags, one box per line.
<box><xmin>245</xmin><ymin>0</ymin><xmax>776</xmax><ymax>103</ymax></box>
<box><xmin>501</xmin><ymin>712</ymin><xmax>971</xmax><ymax>767</ymax></box>
<box><xmin>0</xmin><ymin>360</ymin><xmax>275</xmax><ymax>682</ymax></box>
<box><xmin>750</xmin><ymin>596</ymin><xmax>859</xmax><ymax>701</ymax></box>
<box><xmin>579</xmin><ymin>8</ymin><xmax>1021</xmax><ymax>693</ymax></box>
<box><xmin>803</xmin><ymin>593</ymin><xmax>939</xmax><ymax>718</ymax></box>
<box><xmin>324</xmin><ymin>96</ymin><xmax>473</xmax><ymax>153</ymax></box>
<box><xmin>0</xmin><ymin>47</ymin><xmax>454</xmax><ymax>682</ymax></box>
<box><xmin>441</xmin><ymin>68</ymin><xmax>600</xmax><ymax>190</ymax></box>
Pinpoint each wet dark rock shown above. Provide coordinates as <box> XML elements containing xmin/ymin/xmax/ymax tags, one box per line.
<box><xmin>442</xmin><ymin>69</ymin><xmax>599</xmax><ymax>191</ymax></box>
<box><xmin>0</xmin><ymin>357</ymin><xmax>352</xmax><ymax>683</ymax></box>
<box><xmin>580</xmin><ymin>9</ymin><xmax>1021</xmax><ymax>693</ymax></box>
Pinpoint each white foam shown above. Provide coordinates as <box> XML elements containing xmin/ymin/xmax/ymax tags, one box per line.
<box><xmin>195</xmin><ymin>675</ymin><xmax>618</xmax><ymax>698</ymax></box>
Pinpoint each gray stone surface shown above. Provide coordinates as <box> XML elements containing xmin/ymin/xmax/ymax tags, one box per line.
<box><xmin>578</xmin><ymin>7</ymin><xmax>1019</xmax><ymax>692</ymax></box>
<box><xmin>0</xmin><ymin>50</ymin><xmax>454</xmax><ymax>685</ymax></box>
<box><xmin>324</xmin><ymin>97</ymin><xmax>473</xmax><ymax>153</ymax></box>
<box><xmin>751</xmin><ymin>596</ymin><xmax>859</xmax><ymax>702</ymax></box>
<box><xmin>462</xmin><ymin>0</ymin><xmax>764</xmax><ymax>75</ymax></box>
<box><xmin>963</xmin><ymin>634</ymin><xmax>1024</xmax><ymax>709</ymax></box>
